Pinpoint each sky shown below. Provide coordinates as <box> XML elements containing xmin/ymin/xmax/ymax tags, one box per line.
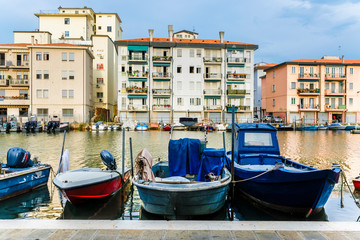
<box><xmin>1</xmin><ymin>0</ymin><xmax>359</xmax><ymax>64</ymax></box>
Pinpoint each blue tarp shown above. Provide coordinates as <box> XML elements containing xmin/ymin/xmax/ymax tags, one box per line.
<box><xmin>197</xmin><ymin>148</ymin><xmax>225</xmax><ymax>182</ymax></box>
<box><xmin>168</xmin><ymin>138</ymin><xmax>201</xmax><ymax>176</ymax></box>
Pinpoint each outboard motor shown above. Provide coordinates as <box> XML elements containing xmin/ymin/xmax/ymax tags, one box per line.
<box><xmin>5</xmin><ymin>123</ymin><xmax>11</xmax><ymax>133</ymax></box>
<box><xmin>100</xmin><ymin>150</ymin><xmax>117</xmax><ymax>170</ymax></box>
<box><xmin>7</xmin><ymin>147</ymin><xmax>34</xmax><ymax>168</ymax></box>
<box><xmin>24</xmin><ymin>122</ymin><xmax>30</xmax><ymax>133</ymax></box>
<box><xmin>47</xmin><ymin>121</ymin><xmax>52</xmax><ymax>133</ymax></box>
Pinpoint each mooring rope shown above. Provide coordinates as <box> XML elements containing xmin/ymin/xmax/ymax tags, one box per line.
<box><xmin>232</xmin><ymin>163</ymin><xmax>284</xmax><ymax>183</ymax></box>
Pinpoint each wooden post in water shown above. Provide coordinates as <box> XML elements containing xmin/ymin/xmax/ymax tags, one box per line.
<box><xmin>129</xmin><ymin>137</ymin><xmax>134</xmax><ymax>177</ymax></box>
<box><xmin>122</xmin><ymin>129</ymin><xmax>125</xmax><ymax>178</ymax></box>
<box><xmin>231</xmin><ymin>105</ymin><xmax>235</xmax><ymax>221</ymax></box>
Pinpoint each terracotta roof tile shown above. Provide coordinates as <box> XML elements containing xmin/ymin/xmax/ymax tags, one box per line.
<box><xmin>0</xmin><ymin>43</ymin><xmax>84</xmax><ymax>47</ymax></box>
<box><xmin>288</xmin><ymin>58</ymin><xmax>360</xmax><ymax>64</ymax></box>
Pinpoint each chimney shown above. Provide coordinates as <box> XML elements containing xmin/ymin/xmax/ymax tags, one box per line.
<box><xmin>219</xmin><ymin>31</ymin><xmax>224</xmax><ymax>44</ymax></box>
<box><xmin>342</xmin><ymin>55</ymin><xmax>344</xmax><ymax>63</ymax></box>
<box><xmin>31</xmin><ymin>36</ymin><xmax>34</xmax><ymax>45</ymax></box>
<box><xmin>149</xmin><ymin>29</ymin><xmax>154</xmax><ymax>42</ymax></box>
<box><xmin>168</xmin><ymin>25</ymin><xmax>173</xmax><ymax>42</ymax></box>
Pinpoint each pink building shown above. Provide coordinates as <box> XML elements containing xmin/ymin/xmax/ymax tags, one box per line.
<box><xmin>262</xmin><ymin>56</ymin><xmax>360</xmax><ymax>124</ymax></box>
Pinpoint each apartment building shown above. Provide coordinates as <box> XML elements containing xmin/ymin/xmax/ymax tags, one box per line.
<box><xmin>33</xmin><ymin>7</ymin><xmax>121</xmax><ymax>119</ymax></box>
<box><xmin>116</xmin><ymin>26</ymin><xmax>258</xmax><ymax>124</ymax></box>
<box><xmin>262</xmin><ymin>56</ymin><xmax>360</xmax><ymax>124</ymax></box>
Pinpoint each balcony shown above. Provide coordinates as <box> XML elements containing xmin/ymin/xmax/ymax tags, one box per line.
<box><xmin>0</xmin><ymin>96</ymin><xmax>30</xmax><ymax>105</ymax></box>
<box><xmin>227</xmin><ymin>89</ymin><xmax>248</xmax><ymax>95</ymax></box>
<box><xmin>128</xmin><ymin>104</ymin><xmax>148</xmax><ymax>111</ymax></box>
<box><xmin>298</xmin><ymin>105</ymin><xmax>320</xmax><ymax>112</ymax></box>
<box><xmin>152</xmin><ymin>72</ymin><xmax>171</xmax><ymax>81</ymax></box>
<box><xmin>204</xmin><ymin>105</ymin><xmax>222</xmax><ymax>111</ymax></box>
<box><xmin>203</xmin><ymin>57</ymin><xmax>222</xmax><ymax>64</ymax></box>
<box><xmin>15</xmin><ymin>60</ymin><xmax>30</xmax><ymax>68</ymax></box>
<box><xmin>0</xmin><ymin>79</ymin><xmax>8</xmax><ymax>86</ymax></box>
<box><xmin>128</xmin><ymin>55</ymin><xmax>148</xmax><ymax>61</ymax></box>
<box><xmin>152</xmin><ymin>56</ymin><xmax>172</xmax><ymax>62</ymax></box>
<box><xmin>152</xmin><ymin>104</ymin><xmax>171</xmax><ymax>111</ymax></box>
<box><xmin>204</xmin><ymin>73</ymin><xmax>221</xmax><ymax>81</ymax></box>
<box><xmin>325</xmin><ymin>104</ymin><xmax>347</xmax><ymax>112</ymax></box>
<box><xmin>227</xmin><ymin>57</ymin><xmax>249</xmax><ymax>64</ymax></box>
<box><xmin>126</xmin><ymin>87</ymin><xmax>148</xmax><ymax>94</ymax></box>
<box><xmin>225</xmin><ymin>105</ymin><xmax>250</xmax><ymax>112</ymax></box>
<box><xmin>152</xmin><ymin>89</ymin><xmax>171</xmax><ymax>95</ymax></box>
<box><xmin>227</xmin><ymin>73</ymin><xmax>248</xmax><ymax>81</ymax></box>
<box><xmin>297</xmin><ymin>88</ymin><xmax>320</xmax><ymax>96</ymax></box>
<box><xmin>325</xmin><ymin>74</ymin><xmax>346</xmax><ymax>81</ymax></box>
<box><xmin>10</xmin><ymin>79</ymin><xmax>29</xmax><ymax>87</ymax></box>
<box><xmin>128</xmin><ymin>71</ymin><xmax>148</xmax><ymax>82</ymax></box>
<box><xmin>324</xmin><ymin>90</ymin><xmax>346</xmax><ymax>96</ymax></box>
<box><xmin>204</xmin><ymin>89</ymin><xmax>221</xmax><ymax>95</ymax></box>
<box><xmin>298</xmin><ymin>73</ymin><xmax>320</xmax><ymax>81</ymax></box>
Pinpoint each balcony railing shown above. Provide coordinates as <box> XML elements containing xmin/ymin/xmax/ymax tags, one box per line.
<box><xmin>325</xmin><ymin>90</ymin><xmax>346</xmax><ymax>95</ymax></box>
<box><xmin>128</xmin><ymin>55</ymin><xmax>148</xmax><ymax>61</ymax></box>
<box><xmin>325</xmin><ymin>73</ymin><xmax>346</xmax><ymax>80</ymax></box>
<box><xmin>203</xmin><ymin>57</ymin><xmax>222</xmax><ymax>63</ymax></box>
<box><xmin>227</xmin><ymin>89</ymin><xmax>247</xmax><ymax>95</ymax></box>
<box><xmin>298</xmin><ymin>73</ymin><xmax>320</xmax><ymax>79</ymax></box>
<box><xmin>204</xmin><ymin>73</ymin><xmax>221</xmax><ymax>79</ymax></box>
<box><xmin>10</xmin><ymin>79</ymin><xmax>29</xmax><ymax>86</ymax></box>
<box><xmin>0</xmin><ymin>96</ymin><xmax>29</xmax><ymax>100</ymax></box>
<box><xmin>227</xmin><ymin>73</ymin><xmax>248</xmax><ymax>80</ymax></box>
<box><xmin>297</xmin><ymin>88</ymin><xmax>320</xmax><ymax>95</ymax></box>
<box><xmin>128</xmin><ymin>104</ymin><xmax>148</xmax><ymax>111</ymax></box>
<box><xmin>126</xmin><ymin>87</ymin><xmax>148</xmax><ymax>94</ymax></box>
<box><xmin>152</xmin><ymin>89</ymin><xmax>171</xmax><ymax>94</ymax></box>
<box><xmin>152</xmin><ymin>72</ymin><xmax>171</xmax><ymax>78</ymax></box>
<box><xmin>204</xmin><ymin>105</ymin><xmax>222</xmax><ymax>110</ymax></box>
<box><xmin>152</xmin><ymin>56</ymin><xmax>172</xmax><ymax>61</ymax></box>
<box><xmin>152</xmin><ymin>104</ymin><xmax>171</xmax><ymax>110</ymax></box>
<box><xmin>225</xmin><ymin>105</ymin><xmax>250</xmax><ymax>112</ymax></box>
<box><xmin>127</xmin><ymin>72</ymin><xmax>148</xmax><ymax>78</ymax></box>
<box><xmin>298</xmin><ymin>105</ymin><xmax>320</xmax><ymax>111</ymax></box>
<box><xmin>227</xmin><ymin>57</ymin><xmax>249</xmax><ymax>63</ymax></box>
<box><xmin>204</xmin><ymin>89</ymin><xmax>221</xmax><ymax>95</ymax></box>
<box><xmin>0</xmin><ymin>79</ymin><xmax>8</xmax><ymax>86</ymax></box>
<box><xmin>325</xmin><ymin>104</ymin><xmax>346</xmax><ymax>111</ymax></box>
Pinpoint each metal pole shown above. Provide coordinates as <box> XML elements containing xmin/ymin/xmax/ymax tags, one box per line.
<box><xmin>57</xmin><ymin>130</ymin><xmax>67</xmax><ymax>174</ymax></box>
<box><xmin>222</xmin><ymin>131</ymin><xmax>226</xmax><ymax>152</ymax></box>
<box><xmin>231</xmin><ymin>105</ymin><xmax>235</xmax><ymax>221</ymax></box>
<box><xmin>130</xmin><ymin>137</ymin><xmax>134</xmax><ymax>177</ymax></box>
<box><xmin>122</xmin><ymin>129</ymin><xmax>125</xmax><ymax>178</ymax></box>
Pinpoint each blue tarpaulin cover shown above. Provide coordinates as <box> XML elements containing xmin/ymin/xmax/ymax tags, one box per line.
<box><xmin>168</xmin><ymin>138</ymin><xmax>201</xmax><ymax>176</ymax></box>
<box><xmin>197</xmin><ymin>148</ymin><xmax>225</xmax><ymax>182</ymax></box>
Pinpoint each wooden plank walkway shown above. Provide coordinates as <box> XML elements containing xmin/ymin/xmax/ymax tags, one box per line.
<box><xmin>0</xmin><ymin>220</ymin><xmax>359</xmax><ymax>240</ymax></box>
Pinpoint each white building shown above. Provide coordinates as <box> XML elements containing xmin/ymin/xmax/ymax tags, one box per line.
<box><xmin>116</xmin><ymin>26</ymin><xmax>258</xmax><ymax>124</ymax></box>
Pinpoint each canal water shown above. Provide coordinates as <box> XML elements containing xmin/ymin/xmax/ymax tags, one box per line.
<box><xmin>1</xmin><ymin>130</ymin><xmax>360</xmax><ymax>221</ymax></box>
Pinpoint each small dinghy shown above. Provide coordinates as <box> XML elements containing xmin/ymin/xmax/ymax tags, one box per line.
<box><xmin>53</xmin><ymin>150</ymin><xmax>131</xmax><ymax>205</ymax></box>
<box><xmin>353</xmin><ymin>175</ymin><xmax>360</xmax><ymax>191</ymax></box>
<box><xmin>0</xmin><ymin>147</ymin><xmax>50</xmax><ymax>201</ymax></box>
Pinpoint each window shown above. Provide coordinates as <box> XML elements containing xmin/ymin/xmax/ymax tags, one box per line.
<box><xmin>189</xmin><ymin>66</ymin><xmax>194</xmax><ymax>73</ymax></box>
<box><xmin>190</xmin><ymin>49</ymin><xmax>195</xmax><ymax>57</ymax></box>
<box><xmin>62</xmin><ymin>53</ymin><xmax>67</xmax><ymax>61</ymax></box>
<box><xmin>273</xmin><ymin>99</ymin><xmax>275</xmax><ymax>106</ymax></box>
<box><xmin>107</xmin><ymin>26</ymin><xmax>112</xmax><ymax>32</ymax></box>
<box><xmin>325</xmin><ymin>98</ymin><xmax>329</xmax><ymax>105</ymax></box>
<box><xmin>291</xmin><ymin>97</ymin><xmax>296</xmax><ymax>104</ymax></box>
<box><xmin>69</xmin><ymin>53</ymin><xmax>74</xmax><ymax>61</ymax></box>
<box><xmin>196</xmin><ymin>67</ymin><xmax>201</xmax><ymax>74</ymax></box>
<box><xmin>326</xmin><ymin>67</ymin><xmax>330</xmax><ymax>74</ymax></box>
<box><xmin>325</xmin><ymin>82</ymin><xmax>329</xmax><ymax>90</ymax></box>
<box><xmin>273</xmin><ymin>70</ymin><xmax>275</xmax><ymax>78</ymax></box>
<box><xmin>196</xmin><ymin>49</ymin><xmax>201</xmax><ymax>57</ymax></box>
<box><xmin>23</xmin><ymin>54</ymin><xmax>29</xmax><ymax>61</ymax></box>
<box><xmin>291</xmin><ymin>66</ymin><xmax>296</xmax><ymax>74</ymax></box>
<box><xmin>16</xmin><ymin>72</ymin><xmax>22</xmax><ymax>80</ymax></box>
<box><xmin>69</xmin><ymin>71</ymin><xmax>74</xmax><ymax>80</ymax></box>
<box><xmin>349</xmin><ymin>98</ymin><xmax>353</xmax><ymax>105</ymax></box>
<box><xmin>36</xmin><ymin>89</ymin><xmax>42</xmax><ymax>98</ymax></box>
<box><xmin>244</xmin><ymin>132</ymin><xmax>273</xmax><ymax>147</ymax></box>
<box><xmin>0</xmin><ymin>89</ymin><xmax>4</xmax><ymax>97</ymax></box>
<box><xmin>272</xmin><ymin>85</ymin><xmax>275</xmax><ymax>92</ymax></box>
<box><xmin>43</xmin><ymin>52</ymin><xmax>49</xmax><ymax>61</ymax></box>
<box><xmin>121</xmin><ymin>66</ymin><xmax>125</xmax><ymax>72</ymax></box>
<box><xmin>64</xmin><ymin>18</ymin><xmax>70</xmax><ymax>24</ymax></box>
<box><xmin>65</xmin><ymin>31</ymin><xmax>69</xmax><ymax>37</ymax></box>
<box><xmin>196</xmin><ymin>98</ymin><xmax>201</xmax><ymax>105</ymax></box>
<box><xmin>43</xmin><ymin>89</ymin><xmax>48</xmax><ymax>98</ymax></box>
<box><xmin>19</xmin><ymin>108</ymin><xmax>28</xmax><ymax>117</ymax></box>
<box><xmin>37</xmin><ymin>108</ymin><xmax>48</xmax><ymax>116</ymax></box>
<box><xmin>43</xmin><ymin>70</ymin><xmax>49</xmax><ymax>79</ymax></box>
<box><xmin>350</xmin><ymin>68</ymin><xmax>354</xmax><ymax>75</ymax></box>
<box><xmin>177</xmin><ymin>97</ymin><xmax>183</xmax><ymax>106</ymax></box>
<box><xmin>19</xmin><ymin>90</ymin><xmax>28</xmax><ymax>99</ymax></box>
<box><xmin>23</xmin><ymin>73</ymin><xmax>28</xmax><ymax>80</ymax></box>
<box><xmin>62</xmin><ymin>71</ymin><xmax>67</xmax><ymax>80</ymax></box>
<box><xmin>177</xmin><ymin>49</ymin><xmax>182</xmax><ymax>57</ymax></box>
<box><xmin>350</xmin><ymin>82</ymin><xmax>353</xmax><ymax>90</ymax></box>
<box><xmin>36</xmin><ymin>70</ymin><xmax>42</xmax><ymax>79</ymax></box>
<box><xmin>62</xmin><ymin>90</ymin><xmax>67</xmax><ymax>98</ymax></box>
<box><xmin>62</xmin><ymin>109</ymin><xmax>74</xmax><ymax>117</ymax></box>
<box><xmin>300</xmin><ymin>83</ymin><xmax>304</xmax><ymax>89</ymax></box>
<box><xmin>291</xmin><ymin>82</ymin><xmax>296</xmax><ymax>89</ymax></box>
<box><xmin>36</xmin><ymin>52</ymin><xmax>42</xmax><ymax>60</ymax></box>
<box><xmin>69</xmin><ymin>90</ymin><xmax>74</xmax><ymax>98</ymax></box>
<box><xmin>97</xmin><ymin>92</ymin><xmax>103</xmax><ymax>98</ymax></box>
<box><xmin>310</xmin><ymin>67</ymin><xmax>314</xmax><ymax>74</ymax></box>
<box><xmin>190</xmin><ymin>98</ymin><xmax>195</xmax><ymax>105</ymax></box>
<box><xmin>177</xmin><ymin>66</ymin><xmax>182</xmax><ymax>73</ymax></box>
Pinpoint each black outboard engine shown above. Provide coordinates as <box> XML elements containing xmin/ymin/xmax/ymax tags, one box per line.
<box><xmin>24</xmin><ymin>122</ymin><xmax>30</xmax><ymax>133</ymax></box>
<box><xmin>100</xmin><ymin>150</ymin><xmax>117</xmax><ymax>170</ymax></box>
<box><xmin>5</xmin><ymin>123</ymin><xmax>11</xmax><ymax>133</ymax></box>
<box><xmin>7</xmin><ymin>147</ymin><xmax>34</xmax><ymax>168</ymax></box>
<box><xmin>47</xmin><ymin>121</ymin><xmax>52</xmax><ymax>133</ymax></box>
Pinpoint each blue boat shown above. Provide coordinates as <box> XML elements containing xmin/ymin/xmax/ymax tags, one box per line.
<box><xmin>133</xmin><ymin>139</ymin><xmax>231</xmax><ymax>217</ymax></box>
<box><xmin>296</xmin><ymin>124</ymin><xmax>318</xmax><ymax>131</ymax></box>
<box><xmin>135</xmin><ymin>122</ymin><xmax>148</xmax><ymax>131</ymax></box>
<box><xmin>0</xmin><ymin>147</ymin><xmax>51</xmax><ymax>201</ymax></box>
<box><xmin>227</xmin><ymin>123</ymin><xmax>341</xmax><ymax>217</ymax></box>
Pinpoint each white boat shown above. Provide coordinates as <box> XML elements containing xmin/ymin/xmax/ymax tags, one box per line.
<box><xmin>172</xmin><ymin>122</ymin><xmax>186</xmax><ymax>131</ymax></box>
<box><xmin>91</xmin><ymin>121</ymin><xmax>108</xmax><ymax>131</ymax></box>
<box><xmin>122</xmin><ymin>120</ymin><xmax>136</xmax><ymax>131</ymax></box>
<box><xmin>109</xmin><ymin>124</ymin><xmax>121</xmax><ymax>131</ymax></box>
<box><xmin>215</xmin><ymin>123</ymin><xmax>226</xmax><ymax>131</ymax></box>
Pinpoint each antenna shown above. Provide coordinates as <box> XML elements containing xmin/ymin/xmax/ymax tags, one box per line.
<box><xmin>338</xmin><ymin>45</ymin><xmax>341</xmax><ymax>57</ymax></box>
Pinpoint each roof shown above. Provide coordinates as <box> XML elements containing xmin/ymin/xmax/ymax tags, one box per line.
<box><xmin>174</xmin><ymin>30</ymin><xmax>198</xmax><ymax>35</ymax></box>
<box><xmin>255</xmin><ymin>63</ymin><xmax>277</xmax><ymax>70</ymax></box>
<box><xmin>0</xmin><ymin>43</ymin><xmax>84</xmax><ymax>48</ymax></box>
<box><xmin>236</xmin><ymin>123</ymin><xmax>277</xmax><ymax>131</ymax></box>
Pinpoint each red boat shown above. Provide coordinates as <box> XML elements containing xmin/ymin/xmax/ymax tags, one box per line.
<box><xmin>353</xmin><ymin>176</ymin><xmax>360</xmax><ymax>191</ymax></box>
<box><xmin>53</xmin><ymin>150</ymin><xmax>131</xmax><ymax>205</ymax></box>
<box><xmin>162</xmin><ymin>125</ymin><xmax>172</xmax><ymax>131</ymax></box>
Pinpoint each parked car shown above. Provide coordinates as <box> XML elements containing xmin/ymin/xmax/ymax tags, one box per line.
<box><xmin>261</xmin><ymin>115</ymin><xmax>272</xmax><ymax>122</ymax></box>
<box><xmin>271</xmin><ymin>116</ymin><xmax>283</xmax><ymax>123</ymax></box>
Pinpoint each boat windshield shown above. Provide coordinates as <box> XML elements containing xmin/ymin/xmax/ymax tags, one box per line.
<box><xmin>244</xmin><ymin>132</ymin><xmax>273</xmax><ymax>147</ymax></box>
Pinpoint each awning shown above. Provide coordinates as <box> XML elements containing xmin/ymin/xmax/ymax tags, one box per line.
<box><xmin>227</xmin><ymin>96</ymin><xmax>245</xmax><ymax>99</ymax></box>
<box><xmin>153</xmin><ymin>96</ymin><xmax>170</xmax><ymax>99</ymax></box>
<box><xmin>204</xmin><ymin>96</ymin><xmax>221</xmax><ymax>99</ymax></box>
<box><xmin>153</xmin><ymin>63</ymin><xmax>170</xmax><ymax>67</ymax></box>
<box><xmin>128</xmin><ymin>45</ymin><xmax>148</xmax><ymax>51</ymax></box>
<box><xmin>204</xmin><ymin>79</ymin><xmax>221</xmax><ymax>82</ymax></box>
<box><xmin>153</xmin><ymin>79</ymin><xmax>170</xmax><ymax>81</ymax></box>
<box><xmin>128</xmin><ymin>62</ymin><xmax>148</xmax><ymax>65</ymax></box>
<box><xmin>227</xmin><ymin>48</ymin><xmax>244</xmax><ymax>51</ymax></box>
<box><xmin>226</xmin><ymin>82</ymin><xmax>245</xmax><ymax>84</ymax></box>
<box><xmin>298</xmin><ymin>79</ymin><xmax>319</xmax><ymax>82</ymax></box>
<box><xmin>227</xmin><ymin>64</ymin><xmax>245</xmax><ymax>67</ymax></box>
<box><xmin>128</xmin><ymin>78</ymin><xmax>147</xmax><ymax>82</ymax></box>
<box><xmin>128</xmin><ymin>95</ymin><xmax>147</xmax><ymax>99</ymax></box>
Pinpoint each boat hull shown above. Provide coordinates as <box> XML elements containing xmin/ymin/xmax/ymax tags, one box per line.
<box><xmin>134</xmin><ymin>180</ymin><xmax>229</xmax><ymax>216</ymax></box>
<box><xmin>353</xmin><ymin>178</ymin><xmax>360</xmax><ymax>191</ymax></box>
<box><xmin>233</xmin><ymin>166</ymin><xmax>340</xmax><ymax>215</ymax></box>
<box><xmin>0</xmin><ymin>166</ymin><xmax>51</xmax><ymax>201</ymax></box>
